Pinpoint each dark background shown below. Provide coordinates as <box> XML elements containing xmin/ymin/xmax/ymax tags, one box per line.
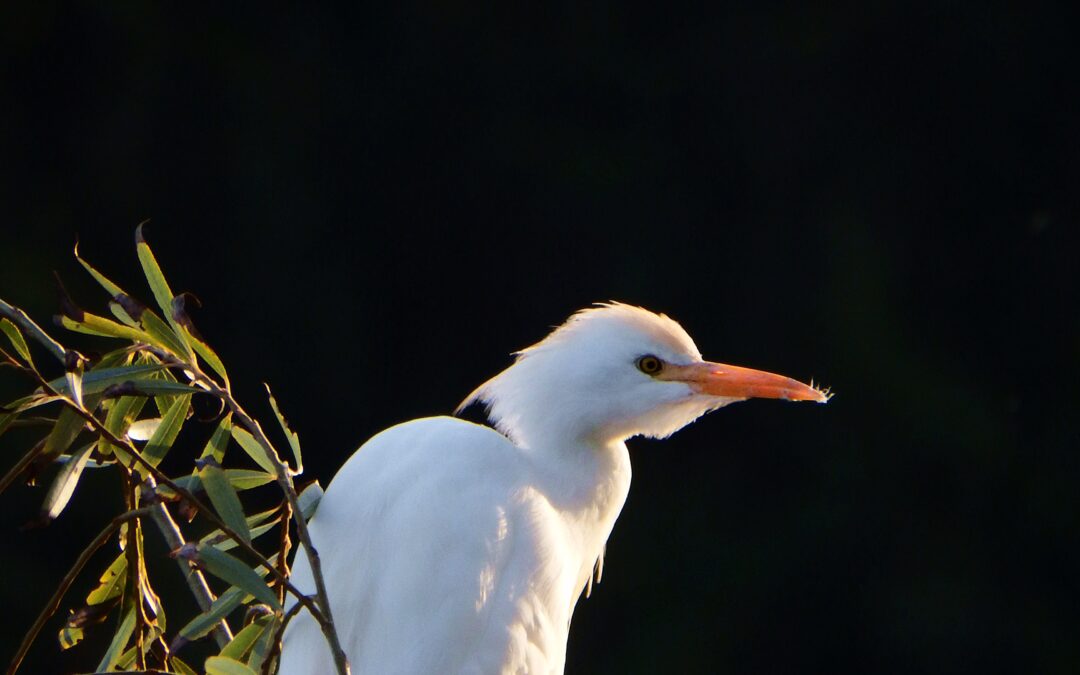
<box><xmin>2</xmin><ymin>3</ymin><xmax>1078</xmax><ymax>674</ymax></box>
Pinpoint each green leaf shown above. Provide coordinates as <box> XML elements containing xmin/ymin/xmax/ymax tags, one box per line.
<box><xmin>140</xmin><ymin>307</ymin><xmax>194</xmax><ymax>360</ymax></box>
<box><xmin>58</xmin><ymin>622</ymin><xmax>84</xmax><ymax>650</ymax></box>
<box><xmin>230</xmin><ymin>426</ymin><xmax>279</xmax><ymax>474</ymax></box>
<box><xmin>200</xmin><ymin>414</ymin><xmax>232</xmax><ymax>463</ymax></box>
<box><xmin>200</xmin><ymin>460</ymin><xmax>251</xmax><ymax>544</ymax></box>
<box><xmin>205</xmin><ymin>655</ymin><xmax>259</xmax><ymax>675</ymax></box>
<box><xmin>201</xmin><ymin>506</ymin><xmax>282</xmax><ymax>551</ymax></box>
<box><xmin>0</xmin><ymin>411</ymin><xmax>16</xmax><ymax>439</ymax></box>
<box><xmin>57</xmin><ymin>311</ymin><xmax>155</xmax><ymax>344</ymax></box>
<box><xmin>95</xmin><ymin>606</ymin><xmax>135</xmax><ymax>671</ymax></box>
<box><xmin>42</xmin><ymin>441</ymin><xmax>95</xmax><ymax>521</ymax></box>
<box><xmin>246</xmin><ymin>615</ymin><xmax>278</xmax><ymax>670</ymax></box>
<box><xmin>220</xmin><ymin>615</ymin><xmax>272</xmax><ymax>661</ymax></box>
<box><xmin>266</xmin><ymin>384</ymin><xmax>302</xmax><ymax>475</ymax></box>
<box><xmin>65</xmin><ymin>356</ymin><xmax>85</xmax><ymax>409</ymax></box>
<box><xmin>178</xmin><ymin>585</ymin><xmax>245</xmax><ymax>641</ymax></box>
<box><xmin>170</xmin><ymin>656</ymin><xmax>200</xmax><ymax>675</ymax></box>
<box><xmin>75</xmin><ymin>241</ymin><xmax>126</xmax><ymax>298</ymax></box>
<box><xmin>136</xmin><ymin>224</ymin><xmax>194</xmax><ymax>358</ymax></box>
<box><xmin>43</xmin><ymin>364</ymin><xmax>165</xmax><ymax>397</ymax></box>
<box><xmin>138</xmin><ymin>394</ymin><xmax>190</xmax><ymax>473</ymax></box>
<box><xmin>297</xmin><ymin>481</ymin><xmax>324</xmax><ymax>521</ymax></box>
<box><xmin>164</xmin><ymin>469</ymin><xmax>276</xmax><ymax>496</ymax></box>
<box><xmin>195</xmin><ymin>544</ymin><xmax>281</xmax><ymax>609</ymax></box>
<box><xmin>86</xmin><ymin>553</ymin><xmax>127</xmax><ymax>605</ymax></box>
<box><xmin>101</xmin><ymin>394</ymin><xmax>147</xmax><ymax>458</ymax></box>
<box><xmin>1</xmin><ymin>318</ymin><xmax>33</xmax><ymax>365</ymax></box>
<box><xmin>41</xmin><ymin>406</ymin><xmax>86</xmax><ymax>463</ymax></box>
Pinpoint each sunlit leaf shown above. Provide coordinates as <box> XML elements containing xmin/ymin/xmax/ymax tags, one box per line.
<box><xmin>75</xmin><ymin>241</ymin><xmax>126</xmax><ymax>299</ymax></box>
<box><xmin>136</xmin><ymin>224</ymin><xmax>195</xmax><ymax>359</ymax></box>
<box><xmin>170</xmin><ymin>655</ymin><xmax>200</xmax><ymax>675</ymax></box>
<box><xmin>205</xmin><ymin>655</ymin><xmax>258</xmax><ymax>675</ymax></box>
<box><xmin>127</xmin><ymin>417</ymin><xmax>162</xmax><ymax>441</ymax></box>
<box><xmin>178</xmin><ymin>586</ymin><xmax>245</xmax><ymax>641</ymax></box>
<box><xmin>266</xmin><ymin>384</ymin><xmax>302</xmax><ymax>475</ymax></box>
<box><xmin>1</xmin><ymin>318</ymin><xmax>33</xmax><ymax>365</ymax></box>
<box><xmin>58</xmin><ymin>311</ymin><xmax>155</xmax><ymax>344</ymax></box>
<box><xmin>43</xmin><ymin>364</ymin><xmax>164</xmax><ymax>397</ymax></box>
<box><xmin>201</xmin><ymin>507</ymin><xmax>282</xmax><ymax>551</ymax></box>
<box><xmin>41</xmin><ymin>407</ymin><xmax>86</xmax><ymax>463</ymax></box>
<box><xmin>195</xmin><ymin>544</ymin><xmax>281</xmax><ymax>609</ymax></box>
<box><xmin>64</xmin><ymin>355</ymin><xmax>84</xmax><ymax>409</ymax></box>
<box><xmin>246</xmin><ymin>615</ymin><xmax>278</xmax><ymax>671</ymax></box>
<box><xmin>57</xmin><ymin>622</ymin><xmax>84</xmax><ymax>650</ymax></box>
<box><xmin>138</xmin><ymin>394</ymin><xmax>190</xmax><ymax>473</ymax></box>
<box><xmin>220</xmin><ymin>615</ymin><xmax>272</xmax><ymax>661</ymax></box>
<box><xmin>200</xmin><ymin>460</ymin><xmax>251</xmax><ymax>544</ymax></box>
<box><xmin>200</xmin><ymin>414</ymin><xmax>232</xmax><ymax>463</ymax></box>
<box><xmin>162</xmin><ymin>469</ymin><xmax>276</xmax><ymax>498</ymax></box>
<box><xmin>140</xmin><ymin>308</ymin><xmax>193</xmax><ymax>360</ymax></box>
<box><xmin>95</xmin><ymin>606</ymin><xmax>135</xmax><ymax>671</ymax></box>
<box><xmin>297</xmin><ymin>481</ymin><xmax>324</xmax><ymax>521</ymax></box>
<box><xmin>230</xmin><ymin>426</ymin><xmax>279</xmax><ymax>474</ymax></box>
<box><xmin>86</xmin><ymin>553</ymin><xmax>127</xmax><ymax>605</ymax></box>
<box><xmin>101</xmin><ymin>394</ymin><xmax>147</xmax><ymax>457</ymax></box>
<box><xmin>41</xmin><ymin>441</ymin><xmax>95</xmax><ymax>521</ymax></box>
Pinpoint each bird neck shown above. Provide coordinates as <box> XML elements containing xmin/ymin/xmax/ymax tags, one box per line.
<box><xmin>524</xmin><ymin>431</ymin><xmax>633</xmax><ymax>551</ymax></box>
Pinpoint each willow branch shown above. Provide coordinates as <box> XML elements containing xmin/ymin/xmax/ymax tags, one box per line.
<box><xmin>145</xmin><ymin>480</ymin><xmax>232</xmax><ymax>648</ymax></box>
<box><xmin>5</xmin><ymin>507</ymin><xmax>153</xmax><ymax>675</ymax></box>
<box><xmin>185</xmin><ymin>367</ymin><xmax>350</xmax><ymax>675</ymax></box>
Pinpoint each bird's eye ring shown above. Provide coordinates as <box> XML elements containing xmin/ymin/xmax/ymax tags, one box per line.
<box><xmin>637</xmin><ymin>355</ymin><xmax>663</xmax><ymax>375</ymax></box>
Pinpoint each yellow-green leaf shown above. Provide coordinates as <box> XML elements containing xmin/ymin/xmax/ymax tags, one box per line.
<box><xmin>200</xmin><ymin>414</ymin><xmax>232</xmax><ymax>463</ymax></box>
<box><xmin>136</xmin><ymin>223</ymin><xmax>194</xmax><ymax>356</ymax></box>
<box><xmin>58</xmin><ymin>311</ymin><xmax>155</xmax><ymax>344</ymax></box>
<box><xmin>205</xmin><ymin>655</ymin><xmax>258</xmax><ymax>675</ymax></box>
<box><xmin>95</xmin><ymin>606</ymin><xmax>135</xmax><ymax>671</ymax></box>
<box><xmin>220</xmin><ymin>615</ymin><xmax>272</xmax><ymax>661</ymax></box>
<box><xmin>266</xmin><ymin>384</ymin><xmax>302</xmax><ymax>475</ymax></box>
<box><xmin>0</xmin><ymin>318</ymin><xmax>33</xmax><ymax>365</ymax></box>
<box><xmin>170</xmin><ymin>656</ymin><xmax>200</xmax><ymax>675</ymax></box>
<box><xmin>86</xmin><ymin>553</ymin><xmax>127</xmax><ymax>605</ymax></box>
<box><xmin>139</xmin><ymin>395</ymin><xmax>190</xmax><ymax>473</ymax></box>
<box><xmin>200</xmin><ymin>460</ymin><xmax>251</xmax><ymax>544</ymax></box>
<box><xmin>196</xmin><ymin>544</ymin><xmax>281</xmax><ymax>609</ymax></box>
<box><xmin>42</xmin><ymin>441</ymin><xmax>95</xmax><ymax>521</ymax></box>
<box><xmin>230</xmin><ymin>426</ymin><xmax>279</xmax><ymax>474</ymax></box>
<box><xmin>75</xmin><ymin>241</ymin><xmax>125</xmax><ymax>298</ymax></box>
<box><xmin>178</xmin><ymin>585</ymin><xmax>245</xmax><ymax>641</ymax></box>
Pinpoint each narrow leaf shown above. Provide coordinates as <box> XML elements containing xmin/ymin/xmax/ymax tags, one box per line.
<box><xmin>58</xmin><ymin>311</ymin><xmax>155</xmax><ymax>344</ymax></box>
<box><xmin>201</xmin><ymin>507</ymin><xmax>282</xmax><ymax>551</ymax></box>
<box><xmin>140</xmin><ymin>308</ymin><xmax>194</xmax><ymax>360</ymax></box>
<box><xmin>230</xmin><ymin>426</ymin><xmax>279</xmax><ymax>474</ymax></box>
<box><xmin>86</xmin><ymin>553</ymin><xmax>128</xmax><ymax>605</ymax></box>
<box><xmin>195</xmin><ymin>544</ymin><xmax>281</xmax><ymax>609</ymax></box>
<box><xmin>95</xmin><ymin>606</ymin><xmax>135</xmax><ymax>671</ymax></box>
<box><xmin>220</xmin><ymin>615</ymin><xmax>271</xmax><ymax>661</ymax></box>
<box><xmin>178</xmin><ymin>585</ymin><xmax>245</xmax><ymax>641</ymax></box>
<box><xmin>136</xmin><ymin>224</ymin><xmax>195</xmax><ymax>357</ymax></box>
<box><xmin>200</xmin><ymin>414</ymin><xmax>232</xmax><ymax>462</ymax></box>
<box><xmin>200</xmin><ymin>460</ymin><xmax>251</xmax><ymax>544</ymax></box>
<box><xmin>0</xmin><ymin>318</ymin><xmax>33</xmax><ymax>365</ymax></box>
<box><xmin>265</xmin><ymin>384</ymin><xmax>302</xmax><ymax>475</ymax></box>
<box><xmin>43</xmin><ymin>364</ymin><xmax>165</xmax><ymax>397</ymax></box>
<box><xmin>41</xmin><ymin>406</ymin><xmax>86</xmax><ymax>463</ymax></box>
<box><xmin>246</xmin><ymin>615</ymin><xmax>278</xmax><ymax>670</ymax></box>
<box><xmin>163</xmin><ymin>469</ymin><xmax>275</xmax><ymax>497</ymax></box>
<box><xmin>170</xmin><ymin>656</ymin><xmax>200</xmax><ymax>675</ymax></box>
<box><xmin>74</xmin><ymin>241</ymin><xmax>126</xmax><ymax>298</ymax></box>
<box><xmin>297</xmin><ymin>481</ymin><xmax>324</xmax><ymax>521</ymax></box>
<box><xmin>101</xmin><ymin>394</ymin><xmax>147</xmax><ymax>457</ymax></box>
<box><xmin>139</xmin><ymin>395</ymin><xmax>190</xmax><ymax>473</ymax></box>
<box><xmin>41</xmin><ymin>441</ymin><xmax>95</xmax><ymax>521</ymax></box>
<box><xmin>205</xmin><ymin>655</ymin><xmax>258</xmax><ymax>675</ymax></box>
<box><xmin>64</xmin><ymin>355</ymin><xmax>85</xmax><ymax>409</ymax></box>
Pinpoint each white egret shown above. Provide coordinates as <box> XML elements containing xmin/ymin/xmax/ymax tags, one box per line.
<box><xmin>279</xmin><ymin>303</ymin><xmax>828</xmax><ymax>674</ymax></box>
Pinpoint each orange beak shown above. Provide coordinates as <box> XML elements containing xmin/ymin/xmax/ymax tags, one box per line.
<box><xmin>657</xmin><ymin>361</ymin><xmax>830</xmax><ymax>403</ymax></box>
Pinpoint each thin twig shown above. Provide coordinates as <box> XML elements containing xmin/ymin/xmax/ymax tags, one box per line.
<box><xmin>124</xmin><ymin>472</ymin><xmax>148</xmax><ymax>670</ymax></box>
<box><xmin>145</xmin><ymin>478</ymin><xmax>233</xmax><ymax>649</ymax></box>
<box><xmin>262</xmin><ymin>598</ymin><xmax>307</xmax><ymax>675</ymax></box>
<box><xmin>27</xmin><ymin>370</ymin><xmax>327</xmax><ymax>627</ymax></box>
<box><xmin>189</xmin><ymin>369</ymin><xmax>350</xmax><ymax>675</ymax></box>
<box><xmin>5</xmin><ymin>507</ymin><xmax>153</xmax><ymax>675</ymax></box>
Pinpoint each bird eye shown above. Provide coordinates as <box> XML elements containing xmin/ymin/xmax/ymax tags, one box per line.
<box><xmin>637</xmin><ymin>355</ymin><xmax>663</xmax><ymax>375</ymax></box>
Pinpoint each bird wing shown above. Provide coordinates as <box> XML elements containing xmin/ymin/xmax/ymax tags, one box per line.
<box><xmin>279</xmin><ymin>416</ymin><xmax>576</xmax><ymax>675</ymax></box>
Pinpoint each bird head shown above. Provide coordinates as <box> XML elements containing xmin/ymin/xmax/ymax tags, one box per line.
<box><xmin>457</xmin><ymin>303</ymin><xmax>829</xmax><ymax>448</ymax></box>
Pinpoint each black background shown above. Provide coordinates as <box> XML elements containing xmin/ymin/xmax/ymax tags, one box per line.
<box><xmin>2</xmin><ymin>3</ymin><xmax>1078</xmax><ymax>674</ymax></box>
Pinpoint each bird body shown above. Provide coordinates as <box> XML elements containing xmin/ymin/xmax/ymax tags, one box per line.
<box><xmin>279</xmin><ymin>304</ymin><xmax>827</xmax><ymax>674</ymax></box>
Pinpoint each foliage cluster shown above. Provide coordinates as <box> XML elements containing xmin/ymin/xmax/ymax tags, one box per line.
<box><xmin>0</xmin><ymin>227</ymin><xmax>350</xmax><ymax>675</ymax></box>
